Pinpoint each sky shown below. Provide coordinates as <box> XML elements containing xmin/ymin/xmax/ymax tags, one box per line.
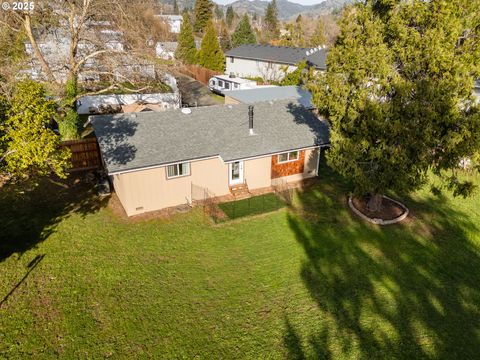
<box><xmin>213</xmin><ymin>0</ymin><xmax>326</xmax><ymax>6</ymax></box>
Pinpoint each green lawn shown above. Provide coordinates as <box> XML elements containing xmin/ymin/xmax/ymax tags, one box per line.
<box><xmin>0</xmin><ymin>168</ymin><xmax>479</xmax><ymax>358</ymax></box>
<box><xmin>218</xmin><ymin>193</ymin><xmax>287</xmax><ymax>221</ymax></box>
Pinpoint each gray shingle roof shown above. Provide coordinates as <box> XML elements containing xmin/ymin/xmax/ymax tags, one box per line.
<box><xmin>91</xmin><ymin>100</ymin><xmax>330</xmax><ymax>174</ymax></box>
<box><xmin>226</xmin><ymin>86</ymin><xmax>313</xmax><ymax>109</ymax></box>
<box><xmin>225</xmin><ymin>44</ymin><xmax>327</xmax><ymax>70</ymax></box>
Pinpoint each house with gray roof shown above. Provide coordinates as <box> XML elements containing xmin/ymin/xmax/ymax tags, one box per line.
<box><xmin>225</xmin><ymin>44</ymin><xmax>327</xmax><ymax>82</ymax></box>
<box><xmin>91</xmin><ymin>100</ymin><xmax>330</xmax><ymax>216</ymax></box>
<box><xmin>224</xmin><ymin>86</ymin><xmax>314</xmax><ymax>109</ymax></box>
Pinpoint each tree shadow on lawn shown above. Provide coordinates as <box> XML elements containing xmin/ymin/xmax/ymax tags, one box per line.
<box><xmin>0</xmin><ymin>177</ymin><xmax>108</xmax><ymax>263</ymax></box>
<box><xmin>284</xmin><ymin>170</ymin><xmax>480</xmax><ymax>359</ymax></box>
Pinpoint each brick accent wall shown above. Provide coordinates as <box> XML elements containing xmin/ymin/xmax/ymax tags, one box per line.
<box><xmin>271</xmin><ymin>150</ymin><xmax>305</xmax><ymax>179</ymax></box>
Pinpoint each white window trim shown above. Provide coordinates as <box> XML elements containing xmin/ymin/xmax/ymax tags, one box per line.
<box><xmin>277</xmin><ymin>151</ymin><xmax>299</xmax><ymax>164</ymax></box>
<box><xmin>166</xmin><ymin>162</ymin><xmax>191</xmax><ymax>179</ymax></box>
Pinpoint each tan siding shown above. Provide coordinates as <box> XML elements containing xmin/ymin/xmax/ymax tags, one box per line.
<box><xmin>113</xmin><ymin>148</ymin><xmax>319</xmax><ymax>216</ymax></box>
<box><xmin>114</xmin><ymin>157</ymin><xmax>230</xmax><ymax>216</ymax></box>
<box><xmin>244</xmin><ymin>156</ymin><xmax>271</xmax><ymax>189</ymax></box>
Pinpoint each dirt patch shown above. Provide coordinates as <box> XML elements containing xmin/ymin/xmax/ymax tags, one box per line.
<box><xmin>352</xmin><ymin>196</ymin><xmax>405</xmax><ymax>221</ymax></box>
<box><xmin>107</xmin><ymin>193</ymin><xmax>193</xmax><ymax>222</ymax></box>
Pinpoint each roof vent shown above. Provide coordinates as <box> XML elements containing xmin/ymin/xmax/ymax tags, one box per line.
<box><xmin>248</xmin><ymin>105</ymin><xmax>255</xmax><ymax>136</ymax></box>
<box><xmin>181</xmin><ymin>108</ymin><xmax>192</xmax><ymax>115</ymax></box>
<box><xmin>306</xmin><ymin>50</ymin><xmax>310</xmax><ymax>56</ymax></box>
<box><xmin>229</xmin><ymin>72</ymin><xmax>236</xmax><ymax>78</ymax></box>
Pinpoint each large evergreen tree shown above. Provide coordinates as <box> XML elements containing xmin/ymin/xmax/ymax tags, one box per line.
<box><xmin>197</xmin><ymin>20</ymin><xmax>225</xmax><ymax>71</ymax></box>
<box><xmin>175</xmin><ymin>13</ymin><xmax>197</xmax><ymax>64</ymax></box>
<box><xmin>194</xmin><ymin>0</ymin><xmax>213</xmax><ymax>33</ymax></box>
<box><xmin>264</xmin><ymin>0</ymin><xmax>279</xmax><ymax>40</ymax></box>
<box><xmin>311</xmin><ymin>0</ymin><xmax>480</xmax><ymax>211</ymax></box>
<box><xmin>225</xmin><ymin>6</ymin><xmax>235</xmax><ymax>28</ymax></box>
<box><xmin>232</xmin><ymin>14</ymin><xmax>256</xmax><ymax>48</ymax></box>
<box><xmin>214</xmin><ymin>4</ymin><xmax>223</xmax><ymax>20</ymax></box>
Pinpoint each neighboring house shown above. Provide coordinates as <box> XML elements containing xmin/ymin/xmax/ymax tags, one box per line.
<box><xmin>155</xmin><ymin>15</ymin><xmax>183</xmax><ymax>34</ymax></box>
<box><xmin>155</xmin><ymin>40</ymin><xmax>200</xmax><ymax>60</ymax></box>
<box><xmin>224</xmin><ymin>85</ymin><xmax>314</xmax><ymax>110</ymax></box>
<box><xmin>92</xmin><ymin>100</ymin><xmax>330</xmax><ymax>216</ymax></box>
<box><xmin>23</xmin><ymin>24</ymin><xmax>155</xmax><ymax>83</ymax></box>
<box><xmin>225</xmin><ymin>44</ymin><xmax>327</xmax><ymax>81</ymax></box>
<box><xmin>156</xmin><ymin>42</ymin><xmax>178</xmax><ymax>60</ymax></box>
<box><xmin>77</xmin><ymin>73</ymin><xmax>181</xmax><ymax>114</ymax></box>
<box><xmin>77</xmin><ymin>92</ymin><xmax>181</xmax><ymax>115</ymax></box>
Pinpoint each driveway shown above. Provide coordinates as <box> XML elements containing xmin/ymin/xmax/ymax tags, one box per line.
<box><xmin>175</xmin><ymin>73</ymin><xmax>224</xmax><ymax>107</ymax></box>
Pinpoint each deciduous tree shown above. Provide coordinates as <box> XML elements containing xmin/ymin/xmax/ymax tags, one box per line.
<box><xmin>219</xmin><ymin>20</ymin><xmax>232</xmax><ymax>51</ymax></box>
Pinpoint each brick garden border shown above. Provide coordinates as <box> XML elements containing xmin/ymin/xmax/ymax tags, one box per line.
<box><xmin>348</xmin><ymin>195</ymin><xmax>409</xmax><ymax>225</ymax></box>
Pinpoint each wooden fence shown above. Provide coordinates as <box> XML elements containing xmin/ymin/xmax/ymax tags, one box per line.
<box><xmin>62</xmin><ymin>138</ymin><xmax>102</xmax><ymax>172</ymax></box>
<box><xmin>179</xmin><ymin>65</ymin><xmax>222</xmax><ymax>86</ymax></box>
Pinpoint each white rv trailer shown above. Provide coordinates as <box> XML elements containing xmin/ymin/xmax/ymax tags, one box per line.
<box><xmin>208</xmin><ymin>74</ymin><xmax>257</xmax><ymax>95</ymax></box>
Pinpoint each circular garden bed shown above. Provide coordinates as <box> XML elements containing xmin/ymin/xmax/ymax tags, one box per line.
<box><xmin>348</xmin><ymin>195</ymin><xmax>409</xmax><ymax>225</ymax></box>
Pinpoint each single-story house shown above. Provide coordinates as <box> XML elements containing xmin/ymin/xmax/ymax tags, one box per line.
<box><xmin>224</xmin><ymin>85</ymin><xmax>314</xmax><ymax>110</ymax></box>
<box><xmin>91</xmin><ymin>100</ymin><xmax>330</xmax><ymax>216</ymax></box>
<box><xmin>225</xmin><ymin>44</ymin><xmax>327</xmax><ymax>81</ymax></box>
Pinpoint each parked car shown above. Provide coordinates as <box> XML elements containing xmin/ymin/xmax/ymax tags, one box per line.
<box><xmin>208</xmin><ymin>74</ymin><xmax>257</xmax><ymax>95</ymax></box>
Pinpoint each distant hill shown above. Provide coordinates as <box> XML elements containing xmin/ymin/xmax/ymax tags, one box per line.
<box><xmin>155</xmin><ymin>0</ymin><xmax>354</xmax><ymax>20</ymax></box>
<box><xmin>224</xmin><ymin>0</ymin><xmax>354</xmax><ymax>20</ymax></box>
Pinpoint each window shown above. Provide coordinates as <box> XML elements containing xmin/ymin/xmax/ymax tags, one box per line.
<box><xmin>225</xmin><ymin>82</ymin><xmax>230</xmax><ymax>90</ymax></box>
<box><xmin>277</xmin><ymin>151</ymin><xmax>299</xmax><ymax>163</ymax></box>
<box><xmin>230</xmin><ymin>57</ymin><xmax>234</xmax><ymax>63</ymax></box>
<box><xmin>234</xmin><ymin>83</ymin><xmax>239</xmax><ymax>89</ymax></box>
<box><xmin>219</xmin><ymin>80</ymin><xmax>224</xmax><ymax>87</ymax></box>
<box><xmin>167</xmin><ymin>162</ymin><xmax>190</xmax><ymax>178</ymax></box>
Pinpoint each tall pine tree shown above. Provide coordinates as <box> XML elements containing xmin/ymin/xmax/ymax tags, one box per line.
<box><xmin>175</xmin><ymin>13</ymin><xmax>197</xmax><ymax>64</ymax></box>
<box><xmin>312</xmin><ymin>0</ymin><xmax>480</xmax><ymax>211</ymax></box>
<box><xmin>232</xmin><ymin>14</ymin><xmax>256</xmax><ymax>48</ymax></box>
<box><xmin>197</xmin><ymin>19</ymin><xmax>225</xmax><ymax>71</ymax></box>
<box><xmin>264</xmin><ymin>0</ymin><xmax>279</xmax><ymax>40</ymax></box>
<box><xmin>194</xmin><ymin>0</ymin><xmax>213</xmax><ymax>33</ymax></box>
<box><xmin>214</xmin><ymin>4</ymin><xmax>223</xmax><ymax>19</ymax></box>
<box><xmin>225</xmin><ymin>6</ymin><xmax>235</xmax><ymax>28</ymax></box>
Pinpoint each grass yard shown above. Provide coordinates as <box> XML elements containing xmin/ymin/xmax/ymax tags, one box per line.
<box><xmin>0</xmin><ymin>167</ymin><xmax>479</xmax><ymax>358</ymax></box>
<box><xmin>218</xmin><ymin>193</ymin><xmax>287</xmax><ymax>221</ymax></box>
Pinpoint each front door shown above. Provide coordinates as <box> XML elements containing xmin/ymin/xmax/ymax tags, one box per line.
<box><xmin>229</xmin><ymin>161</ymin><xmax>244</xmax><ymax>186</ymax></box>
